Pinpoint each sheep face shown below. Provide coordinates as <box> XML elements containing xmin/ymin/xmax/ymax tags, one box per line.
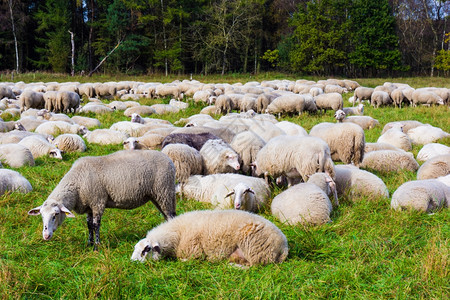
<box><xmin>131</xmin><ymin>238</ymin><xmax>161</xmax><ymax>262</ymax></box>
<box><xmin>28</xmin><ymin>200</ymin><xmax>75</xmax><ymax>240</ymax></box>
<box><xmin>49</xmin><ymin>149</ymin><xmax>63</xmax><ymax>160</ymax></box>
<box><xmin>225</xmin><ymin>152</ymin><xmax>240</xmax><ymax>170</ymax></box>
<box><xmin>123</xmin><ymin>137</ymin><xmax>138</xmax><ymax>150</ymax></box>
<box><xmin>131</xmin><ymin>113</ymin><xmax>143</xmax><ymax>124</ymax></box>
<box><xmin>225</xmin><ymin>183</ymin><xmax>255</xmax><ymax>210</ymax></box>
<box><xmin>77</xmin><ymin>126</ymin><xmax>88</xmax><ymax>136</ymax></box>
<box><xmin>334</xmin><ymin>110</ymin><xmax>346</xmax><ymax>122</ymax></box>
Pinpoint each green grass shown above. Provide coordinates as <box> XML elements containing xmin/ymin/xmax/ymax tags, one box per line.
<box><xmin>0</xmin><ymin>74</ymin><xmax>449</xmax><ymax>299</ymax></box>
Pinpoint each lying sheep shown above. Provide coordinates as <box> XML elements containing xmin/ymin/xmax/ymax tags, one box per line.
<box><xmin>360</xmin><ymin>150</ymin><xmax>419</xmax><ymax>172</ymax></box>
<box><xmin>274</xmin><ymin>121</ymin><xmax>308</xmax><ymax>136</ymax></box>
<box><xmin>35</xmin><ymin>121</ymin><xmax>87</xmax><ymax>137</ymax></box>
<box><xmin>334</xmin><ymin>111</ymin><xmax>379</xmax><ymax>130</ymax></box>
<box><xmin>364</xmin><ymin>142</ymin><xmax>404</xmax><ymax>153</ymax></box>
<box><xmin>71</xmin><ymin>116</ymin><xmax>101</xmax><ymax>129</ymax></box>
<box><xmin>150</xmin><ymin>104</ymin><xmax>180</xmax><ymax>115</ymax></box>
<box><xmin>84</xmin><ymin>129</ymin><xmax>129</xmax><ymax>145</ymax></box>
<box><xmin>28</xmin><ymin>150</ymin><xmax>177</xmax><ymax>248</ymax></box>
<box><xmin>131</xmin><ymin>209</ymin><xmax>288</xmax><ymax>266</ymax></box>
<box><xmin>310</xmin><ymin>122</ymin><xmax>365</xmax><ymax>166</ymax></box>
<box><xmin>109</xmin><ymin>121</ymin><xmax>148</xmax><ymax>137</ymax></box>
<box><xmin>18</xmin><ymin>135</ymin><xmax>63</xmax><ymax>160</ymax></box>
<box><xmin>271</xmin><ymin>173</ymin><xmax>337</xmax><ymax>226</ymax></box>
<box><xmin>377</xmin><ymin>125</ymin><xmax>412</xmax><ymax>151</ymax></box>
<box><xmin>354</xmin><ymin>87</ymin><xmax>374</xmax><ymax>104</ymax></box>
<box><xmin>180</xmin><ymin>174</ymin><xmax>270</xmax><ymax>212</ymax></box>
<box><xmin>161</xmin><ymin>144</ymin><xmax>203</xmax><ymax>183</ymax></box>
<box><xmin>124</xmin><ymin>106</ymin><xmax>156</xmax><ymax>117</ymax></box>
<box><xmin>253</xmin><ymin>135</ymin><xmax>335</xmax><ymax>185</ymax></box>
<box><xmin>342</xmin><ymin>104</ymin><xmax>364</xmax><ymax>116</ymax></box>
<box><xmin>391</xmin><ymin>178</ymin><xmax>450</xmax><ymax>213</ymax></box>
<box><xmin>334</xmin><ymin>165</ymin><xmax>389</xmax><ymax>198</ymax></box>
<box><xmin>417</xmin><ymin>154</ymin><xmax>450</xmax><ymax>180</ymax></box>
<box><xmin>314</xmin><ymin>93</ymin><xmax>343</xmax><ymax>113</ymax></box>
<box><xmin>417</xmin><ymin>143</ymin><xmax>450</xmax><ymax>161</ymax></box>
<box><xmin>381</xmin><ymin>120</ymin><xmax>424</xmax><ymax>134</ymax></box>
<box><xmin>0</xmin><ymin>169</ymin><xmax>32</xmax><ymax>195</ymax></box>
<box><xmin>200</xmin><ymin>139</ymin><xmax>240</xmax><ymax>174</ymax></box>
<box><xmin>80</xmin><ymin>103</ymin><xmax>114</xmax><ymax>114</ymax></box>
<box><xmin>371</xmin><ymin>91</ymin><xmax>392</xmax><ymax>108</ymax></box>
<box><xmin>230</xmin><ymin>131</ymin><xmax>266</xmax><ymax>174</ymax></box>
<box><xmin>0</xmin><ymin>143</ymin><xmax>35</xmax><ymax>167</ymax></box>
<box><xmin>123</xmin><ymin>133</ymin><xmax>165</xmax><ymax>150</ymax></box>
<box><xmin>52</xmin><ymin>134</ymin><xmax>86</xmax><ymax>153</ymax></box>
<box><xmin>407</xmin><ymin>125</ymin><xmax>450</xmax><ymax>145</ymax></box>
<box><xmin>0</xmin><ymin>120</ymin><xmax>25</xmax><ymax>132</ymax></box>
<box><xmin>162</xmin><ymin>132</ymin><xmax>222</xmax><ymax>151</ymax></box>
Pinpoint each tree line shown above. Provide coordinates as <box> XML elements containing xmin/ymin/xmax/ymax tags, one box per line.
<box><xmin>0</xmin><ymin>0</ymin><xmax>448</xmax><ymax>77</ymax></box>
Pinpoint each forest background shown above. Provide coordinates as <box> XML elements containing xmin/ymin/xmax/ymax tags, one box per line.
<box><xmin>0</xmin><ymin>0</ymin><xmax>449</xmax><ymax>78</ymax></box>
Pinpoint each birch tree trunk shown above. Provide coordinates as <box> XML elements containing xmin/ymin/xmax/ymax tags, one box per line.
<box><xmin>8</xmin><ymin>0</ymin><xmax>19</xmax><ymax>73</ymax></box>
<box><xmin>69</xmin><ymin>31</ymin><xmax>75</xmax><ymax>76</ymax></box>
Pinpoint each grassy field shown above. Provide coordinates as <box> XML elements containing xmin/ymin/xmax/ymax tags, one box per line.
<box><xmin>0</xmin><ymin>74</ymin><xmax>449</xmax><ymax>299</ymax></box>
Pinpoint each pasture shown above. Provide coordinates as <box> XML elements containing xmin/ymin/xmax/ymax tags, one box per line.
<box><xmin>0</xmin><ymin>74</ymin><xmax>449</xmax><ymax>299</ymax></box>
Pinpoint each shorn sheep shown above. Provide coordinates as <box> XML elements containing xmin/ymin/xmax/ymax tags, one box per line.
<box><xmin>0</xmin><ymin>169</ymin><xmax>32</xmax><ymax>195</ymax></box>
<box><xmin>179</xmin><ymin>173</ymin><xmax>270</xmax><ymax>212</ymax></box>
<box><xmin>271</xmin><ymin>173</ymin><xmax>338</xmax><ymax>226</ymax></box>
<box><xmin>161</xmin><ymin>144</ymin><xmax>203</xmax><ymax>183</ymax></box>
<box><xmin>416</xmin><ymin>154</ymin><xmax>450</xmax><ymax>180</ymax></box>
<box><xmin>200</xmin><ymin>139</ymin><xmax>241</xmax><ymax>174</ymax></box>
<box><xmin>28</xmin><ymin>150</ymin><xmax>177</xmax><ymax>248</ymax></box>
<box><xmin>391</xmin><ymin>178</ymin><xmax>450</xmax><ymax>213</ymax></box>
<box><xmin>131</xmin><ymin>210</ymin><xmax>288</xmax><ymax>266</ymax></box>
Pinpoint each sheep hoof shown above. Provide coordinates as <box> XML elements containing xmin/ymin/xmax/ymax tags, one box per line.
<box><xmin>228</xmin><ymin>262</ymin><xmax>249</xmax><ymax>270</ymax></box>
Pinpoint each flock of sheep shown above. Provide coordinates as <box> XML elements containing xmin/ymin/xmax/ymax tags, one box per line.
<box><xmin>0</xmin><ymin>77</ymin><xmax>449</xmax><ymax>267</ymax></box>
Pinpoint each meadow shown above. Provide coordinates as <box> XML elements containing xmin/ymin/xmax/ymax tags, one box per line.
<box><xmin>0</xmin><ymin>73</ymin><xmax>449</xmax><ymax>299</ymax></box>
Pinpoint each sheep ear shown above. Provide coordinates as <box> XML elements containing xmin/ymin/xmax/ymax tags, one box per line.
<box><xmin>225</xmin><ymin>191</ymin><xmax>235</xmax><ymax>198</ymax></box>
<box><xmin>152</xmin><ymin>244</ymin><xmax>161</xmax><ymax>254</ymax></box>
<box><xmin>246</xmin><ymin>188</ymin><xmax>255</xmax><ymax>194</ymax></box>
<box><xmin>59</xmin><ymin>205</ymin><xmax>75</xmax><ymax>218</ymax></box>
<box><xmin>28</xmin><ymin>206</ymin><xmax>42</xmax><ymax>216</ymax></box>
<box><xmin>142</xmin><ymin>245</ymin><xmax>151</xmax><ymax>256</ymax></box>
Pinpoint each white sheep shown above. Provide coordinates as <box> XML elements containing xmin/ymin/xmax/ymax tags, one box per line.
<box><xmin>52</xmin><ymin>134</ymin><xmax>86</xmax><ymax>153</ymax></box>
<box><xmin>79</xmin><ymin>103</ymin><xmax>114</xmax><ymax>114</ymax></box>
<box><xmin>150</xmin><ymin>104</ymin><xmax>180</xmax><ymax>115</ymax></box>
<box><xmin>84</xmin><ymin>129</ymin><xmax>129</xmax><ymax>145</ymax></box>
<box><xmin>416</xmin><ymin>154</ymin><xmax>450</xmax><ymax>180</ymax></box>
<box><xmin>0</xmin><ymin>169</ymin><xmax>32</xmax><ymax>195</ymax></box>
<box><xmin>417</xmin><ymin>143</ymin><xmax>450</xmax><ymax>161</ymax></box>
<box><xmin>200</xmin><ymin>139</ymin><xmax>240</xmax><ymax>174</ymax></box>
<box><xmin>230</xmin><ymin>131</ymin><xmax>266</xmax><ymax>174</ymax></box>
<box><xmin>124</xmin><ymin>105</ymin><xmax>156</xmax><ymax>117</ymax></box>
<box><xmin>18</xmin><ymin>135</ymin><xmax>63</xmax><ymax>160</ymax></box>
<box><xmin>180</xmin><ymin>173</ymin><xmax>270</xmax><ymax>212</ymax></box>
<box><xmin>364</xmin><ymin>142</ymin><xmax>404</xmax><ymax>153</ymax></box>
<box><xmin>353</xmin><ymin>87</ymin><xmax>374</xmax><ymax>104</ymax></box>
<box><xmin>310</xmin><ymin>122</ymin><xmax>365</xmax><ymax>165</ymax></box>
<box><xmin>131</xmin><ymin>209</ymin><xmax>288</xmax><ymax>266</ymax></box>
<box><xmin>334</xmin><ymin>110</ymin><xmax>380</xmax><ymax>130</ymax></box>
<box><xmin>314</xmin><ymin>93</ymin><xmax>343</xmax><ymax>113</ymax></box>
<box><xmin>274</xmin><ymin>121</ymin><xmax>308</xmax><ymax>136</ymax></box>
<box><xmin>28</xmin><ymin>150</ymin><xmax>177</xmax><ymax>248</ymax></box>
<box><xmin>271</xmin><ymin>173</ymin><xmax>338</xmax><ymax>226</ymax></box>
<box><xmin>377</xmin><ymin>125</ymin><xmax>412</xmax><ymax>151</ymax></box>
<box><xmin>371</xmin><ymin>91</ymin><xmax>392</xmax><ymax>108</ymax></box>
<box><xmin>35</xmin><ymin>121</ymin><xmax>87</xmax><ymax>137</ymax></box>
<box><xmin>71</xmin><ymin>116</ymin><xmax>101</xmax><ymax>129</ymax></box>
<box><xmin>109</xmin><ymin>121</ymin><xmax>148</xmax><ymax>137</ymax></box>
<box><xmin>360</xmin><ymin>150</ymin><xmax>419</xmax><ymax>172</ymax></box>
<box><xmin>406</xmin><ymin>125</ymin><xmax>450</xmax><ymax>145</ymax></box>
<box><xmin>334</xmin><ymin>164</ymin><xmax>389</xmax><ymax>198</ymax></box>
<box><xmin>19</xmin><ymin>90</ymin><xmax>45</xmax><ymax>112</ymax></box>
<box><xmin>391</xmin><ymin>178</ymin><xmax>450</xmax><ymax>213</ymax></box>
<box><xmin>381</xmin><ymin>120</ymin><xmax>424</xmax><ymax>134</ymax></box>
<box><xmin>161</xmin><ymin>144</ymin><xmax>203</xmax><ymax>183</ymax></box>
<box><xmin>0</xmin><ymin>143</ymin><xmax>35</xmax><ymax>167</ymax></box>
<box><xmin>266</xmin><ymin>94</ymin><xmax>305</xmax><ymax>116</ymax></box>
<box><xmin>342</xmin><ymin>104</ymin><xmax>364</xmax><ymax>116</ymax></box>
<box><xmin>411</xmin><ymin>90</ymin><xmax>444</xmax><ymax>107</ymax></box>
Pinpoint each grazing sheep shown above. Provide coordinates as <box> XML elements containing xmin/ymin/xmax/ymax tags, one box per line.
<box><xmin>78</xmin><ymin>83</ymin><xmax>95</xmax><ymax>98</ymax></box>
<box><xmin>354</xmin><ymin>87</ymin><xmax>374</xmax><ymax>104</ymax></box>
<box><xmin>52</xmin><ymin>134</ymin><xmax>86</xmax><ymax>153</ymax></box>
<box><xmin>84</xmin><ymin>129</ymin><xmax>129</xmax><ymax>145</ymax></box>
<box><xmin>94</xmin><ymin>83</ymin><xmax>117</xmax><ymax>99</ymax></box>
<box><xmin>43</xmin><ymin>91</ymin><xmax>59</xmax><ymax>112</ymax></box>
<box><xmin>161</xmin><ymin>144</ymin><xmax>203</xmax><ymax>183</ymax></box>
<box><xmin>417</xmin><ymin>143</ymin><xmax>450</xmax><ymax>161</ymax></box>
<box><xmin>71</xmin><ymin>116</ymin><xmax>101</xmax><ymax>129</ymax></box>
<box><xmin>411</xmin><ymin>90</ymin><xmax>444</xmax><ymax>107</ymax></box>
<box><xmin>334</xmin><ymin>110</ymin><xmax>380</xmax><ymax>130</ymax></box>
<box><xmin>314</xmin><ymin>93</ymin><xmax>343</xmax><ymax>113</ymax></box>
<box><xmin>371</xmin><ymin>91</ymin><xmax>392</xmax><ymax>108</ymax></box>
<box><xmin>342</xmin><ymin>104</ymin><xmax>364</xmax><ymax>116</ymax></box>
<box><xmin>19</xmin><ymin>90</ymin><xmax>45</xmax><ymax>112</ymax></box>
<box><xmin>407</xmin><ymin>125</ymin><xmax>450</xmax><ymax>145</ymax></box>
<box><xmin>215</xmin><ymin>95</ymin><xmax>234</xmax><ymax>114</ymax></box>
<box><xmin>271</xmin><ymin>173</ymin><xmax>337</xmax><ymax>226</ymax></box>
<box><xmin>28</xmin><ymin>150</ymin><xmax>177</xmax><ymax>247</ymax></box>
<box><xmin>155</xmin><ymin>84</ymin><xmax>183</xmax><ymax>100</ymax></box>
<box><xmin>0</xmin><ymin>169</ymin><xmax>32</xmax><ymax>195</ymax></box>
<box><xmin>417</xmin><ymin>154</ymin><xmax>450</xmax><ymax>180</ymax></box>
<box><xmin>381</xmin><ymin>120</ymin><xmax>424</xmax><ymax>134</ymax></box>
<box><xmin>162</xmin><ymin>132</ymin><xmax>222</xmax><ymax>151</ymax></box>
<box><xmin>391</xmin><ymin>179</ymin><xmax>450</xmax><ymax>213</ymax></box>
<box><xmin>18</xmin><ymin>135</ymin><xmax>63</xmax><ymax>160</ymax></box>
<box><xmin>266</xmin><ymin>94</ymin><xmax>305</xmax><ymax>116</ymax></box>
<box><xmin>324</xmin><ymin>84</ymin><xmax>347</xmax><ymax>94</ymax></box>
<box><xmin>200</xmin><ymin>139</ymin><xmax>241</xmax><ymax>174</ymax></box>
<box><xmin>391</xmin><ymin>89</ymin><xmax>407</xmax><ymax>108</ymax></box>
<box><xmin>230</xmin><ymin>131</ymin><xmax>266</xmax><ymax>174</ymax></box>
<box><xmin>364</xmin><ymin>142</ymin><xmax>404</xmax><ymax>153</ymax></box>
<box><xmin>0</xmin><ymin>84</ymin><xmax>15</xmax><ymax>99</ymax></box>
<box><xmin>360</xmin><ymin>150</ymin><xmax>419</xmax><ymax>172</ymax></box>
<box><xmin>377</xmin><ymin>126</ymin><xmax>412</xmax><ymax>151</ymax></box>
<box><xmin>253</xmin><ymin>135</ymin><xmax>335</xmax><ymax>185</ymax></box>
<box><xmin>334</xmin><ymin>164</ymin><xmax>389</xmax><ymax>198</ymax></box>
<box><xmin>180</xmin><ymin>174</ymin><xmax>270</xmax><ymax>212</ymax></box>
<box><xmin>57</xmin><ymin>91</ymin><xmax>80</xmax><ymax>113</ymax></box>
<box><xmin>131</xmin><ymin>210</ymin><xmax>288</xmax><ymax>266</ymax></box>
<box><xmin>0</xmin><ymin>143</ymin><xmax>35</xmax><ymax>167</ymax></box>
<box><xmin>310</xmin><ymin>122</ymin><xmax>365</xmax><ymax>165</ymax></box>
<box><xmin>35</xmin><ymin>121</ymin><xmax>87</xmax><ymax>137</ymax></box>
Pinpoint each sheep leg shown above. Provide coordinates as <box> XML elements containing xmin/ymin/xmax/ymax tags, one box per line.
<box><xmin>229</xmin><ymin>247</ymin><xmax>249</xmax><ymax>266</ymax></box>
<box><xmin>86</xmin><ymin>213</ymin><xmax>95</xmax><ymax>245</ymax></box>
<box><xmin>92</xmin><ymin>215</ymin><xmax>102</xmax><ymax>250</ymax></box>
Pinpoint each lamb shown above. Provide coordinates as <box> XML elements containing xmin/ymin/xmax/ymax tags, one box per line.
<box><xmin>0</xmin><ymin>169</ymin><xmax>32</xmax><ymax>195</ymax></box>
<box><xmin>266</xmin><ymin>94</ymin><xmax>305</xmax><ymax>116</ymax></box>
<box><xmin>35</xmin><ymin>121</ymin><xmax>88</xmax><ymax>137</ymax></box>
<box><xmin>0</xmin><ymin>143</ymin><xmax>35</xmax><ymax>167</ymax></box>
<box><xmin>391</xmin><ymin>179</ymin><xmax>450</xmax><ymax>213</ymax></box>
<box><xmin>28</xmin><ymin>150</ymin><xmax>177</xmax><ymax>248</ymax></box>
<box><xmin>381</xmin><ymin>120</ymin><xmax>424</xmax><ymax>134</ymax></box>
<box><xmin>416</xmin><ymin>154</ymin><xmax>450</xmax><ymax>180</ymax></box>
<box><xmin>377</xmin><ymin>125</ymin><xmax>412</xmax><ymax>151</ymax></box>
<box><xmin>180</xmin><ymin>174</ymin><xmax>270</xmax><ymax>212</ymax></box>
<box><xmin>411</xmin><ymin>90</ymin><xmax>444</xmax><ymax>107</ymax></box>
<box><xmin>131</xmin><ymin>209</ymin><xmax>288</xmax><ymax>266</ymax></box>
<box><xmin>359</xmin><ymin>150</ymin><xmax>419</xmax><ymax>172</ymax></box>
<box><xmin>417</xmin><ymin>143</ymin><xmax>450</xmax><ymax>161</ymax></box>
<box><xmin>84</xmin><ymin>129</ymin><xmax>129</xmax><ymax>145</ymax></box>
<box><xmin>200</xmin><ymin>139</ymin><xmax>241</xmax><ymax>174</ymax></box>
<box><xmin>342</xmin><ymin>104</ymin><xmax>364</xmax><ymax>116</ymax></box>
<box><xmin>18</xmin><ymin>135</ymin><xmax>63</xmax><ymax>160</ymax></box>
<box><xmin>230</xmin><ymin>131</ymin><xmax>266</xmax><ymax>174</ymax></box>
<box><xmin>406</xmin><ymin>125</ymin><xmax>450</xmax><ymax>145</ymax></box>
<box><xmin>334</xmin><ymin>110</ymin><xmax>379</xmax><ymax>130</ymax></box>
<box><xmin>271</xmin><ymin>173</ymin><xmax>337</xmax><ymax>226</ymax></box>
<box><xmin>371</xmin><ymin>91</ymin><xmax>392</xmax><ymax>108</ymax></box>
<box><xmin>161</xmin><ymin>144</ymin><xmax>203</xmax><ymax>183</ymax></box>
<box><xmin>162</xmin><ymin>132</ymin><xmax>222</xmax><ymax>151</ymax></box>
<box><xmin>334</xmin><ymin>164</ymin><xmax>389</xmax><ymax>198</ymax></box>
<box><xmin>19</xmin><ymin>90</ymin><xmax>45</xmax><ymax>112</ymax></box>
<box><xmin>52</xmin><ymin>134</ymin><xmax>86</xmax><ymax>153</ymax></box>
<box><xmin>313</xmin><ymin>93</ymin><xmax>343</xmax><ymax>113</ymax></box>
<box><xmin>309</xmin><ymin>122</ymin><xmax>365</xmax><ymax>165</ymax></box>
<box><xmin>253</xmin><ymin>135</ymin><xmax>335</xmax><ymax>185</ymax></box>
<box><xmin>353</xmin><ymin>87</ymin><xmax>374</xmax><ymax>104</ymax></box>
